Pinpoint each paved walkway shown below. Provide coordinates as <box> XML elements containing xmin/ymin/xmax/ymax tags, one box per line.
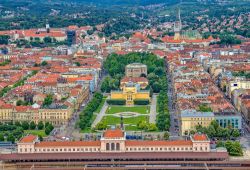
<box><xmin>149</xmin><ymin>94</ymin><xmax>157</xmax><ymax>123</ymax></box>
<box><xmin>91</xmin><ymin>102</ymin><xmax>108</xmax><ymax>128</ymax></box>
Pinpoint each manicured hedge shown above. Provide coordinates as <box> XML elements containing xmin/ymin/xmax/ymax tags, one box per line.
<box><xmin>134</xmin><ymin>99</ymin><xmax>149</xmax><ymax>105</ymax></box>
<box><xmin>107</xmin><ymin>99</ymin><xmax>126</xmax><ymax>105</ymax></box>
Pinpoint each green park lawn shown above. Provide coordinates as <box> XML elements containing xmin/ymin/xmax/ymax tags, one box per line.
<box><xmin>106</xmin><ymin>106</ymin><xmax>149</xmax><ymax>114</ymax></box>
<box><xmin>24</xmin><ymin>130</ymin><xmax>47</xmax><ymax>137</ymax></box>
<box><xmin>100</xmin><ymin>115</ymin><xmax>148</xmax><ymax>131</ymax></box>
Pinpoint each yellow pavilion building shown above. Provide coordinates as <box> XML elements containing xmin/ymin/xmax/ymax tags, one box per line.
<box><xmin>110</xmin><ymin>82</ymin><xmax>150</xmax><ymax>105</ymax></box>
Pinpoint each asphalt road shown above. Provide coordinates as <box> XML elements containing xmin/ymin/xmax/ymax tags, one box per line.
<box><xmin>166</xmin><ymin>68</ymin><xmax>179</xmax><ymax>137</ymax></box>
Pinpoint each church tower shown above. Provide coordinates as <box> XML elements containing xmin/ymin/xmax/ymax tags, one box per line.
<box><xmin>174</xmin><ymin>5</ymin><xmax>182</xmax><ymax>40</ymax></box>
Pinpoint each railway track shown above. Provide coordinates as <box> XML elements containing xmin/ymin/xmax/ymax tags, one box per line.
<box><xmin>2</xmin><ymin>160</ymin><xmax>250</xmax><ymax>170</ymax></box>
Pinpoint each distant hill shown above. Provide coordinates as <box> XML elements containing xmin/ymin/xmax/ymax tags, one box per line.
<box><xmin>67</xmin><ymin>0</ymin><xmax>179</xmax><ymax>6</ymax></box>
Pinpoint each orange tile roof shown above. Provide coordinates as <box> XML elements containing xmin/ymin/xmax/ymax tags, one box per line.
<box><xmin>15</xmin><ymin>106</ymin><xmax>31</xmax><ymax>112</ymax></box>
<box><xmin>193</xmin><ymin>134</ymin><xmax>208</xmax><ymax>141</ymax></box>
<box><xmin>23</xmin><ymin>29</ymin><xmax>66</xmax><ymax>38</ymax></box>
<box><xmin>35</xmin><ymin>141</ymin><xmax>100</xmax><ymax>147</ymax></box>
<box><xmin>126</xmin><ymin>140</ymin><xmax>193</xmax><ymax>146</ymax></box>
<box><xmin>103</xmin><ymin>129</ymin><xmax>124</xmax><ymax>138</ymax></box>
<box><xmin>20</xmin><ymin>135</ymin><xmax>37</xmax><ymax>143</ymax></box>
<box><xmin>0</xmin><ymin>103</ymin><xmax>13</xmax><ymax>109</ymax></box>
<box><xmin>68</xmin><ymin>25</ymin><xmax>78</xmax><ymax>30</ymax></box>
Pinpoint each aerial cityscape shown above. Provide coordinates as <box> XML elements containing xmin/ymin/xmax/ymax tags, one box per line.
<box><xmin>0</xmin><ymin>0</ymin><xmax>249</xmax><ymax>169</ymax></box>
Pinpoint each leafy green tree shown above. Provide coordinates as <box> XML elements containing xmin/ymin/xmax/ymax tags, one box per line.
<box><xmin>224</xmin><ymin>141</ymin><xmax>243</xmax><ymax>156</ymax></box>
<box><xmin>152</xmin><ymin>82</ymin><xmax>161</xmax><ymax>93</ymax></box>
<box><xmin>154</xmin><ymin>67</ymin><xmax>164</xmax><ymax>77</ymax></box>
<box><xmin>45</xmin><ymin>124</ymin><xmax>54</xmax><ymax>135</ymax></box>
<box><xmin>44</xmin><ymin>37</ymin><xmax>52</xmax><ymax>43</ymax></box>
<box><xmin>207</xmin><ymin>125</ymin><xmax>216</xmax><ymax>138</ymax></box>
<box><xmin>219</xmin><ymin>34</ymin><xmax>241</xmax><ymax>45</ymax></box>
<box><xmin>0</xmin><ymin>35</ymin><xmax>10</xmax><ymax>45</ymax></box>
<box><xmin>41</xmin><ymin>61</ymin><xmax>48</xmax><ymax>66</ymax></box>
<box><xmin>198</xmin><ymin>104</ymin><xmax>213</xmax><ymax>112</ymax></box>
<box><xmin>0</xmin><ymin>133</ymin><xmax>4</xmax><ymax>141</ymax></box>
<box><xmin>7</xmin><ymin>134</ymin><xmax>15</xmax><ymax>143</ymax></box>
<box><xmin>232</xmin><ymin>129</ymin><xmax>240</xmax><ymax>138</ymax></box>
<box><xmin>137</xmin><ymin>121</ymin><xmax>148</xmax><ymax>130</ymax></box>
<box><xmin>34</xmin><ymin>37</ymin><xmax>40</xmax><ymax>42</ymax></box>
<box><xmin>16</xmin><ymin>100</ymin><xmax>23</xmax><ymax>106</ymax></box>
<box><xmin>147</xmin><ymin>123</ymin><xmax>157</xmax><ymax>131</ymax></box>
<box><xmin>13</xmin><ymin>127</ymin><xmax>23</xmax><ymax>140</ymax></box>
<box><xmin>21</xmin><ymin>121</ymin><xmax>29</xmax><ymax>130</ymax></box>
<box><xmin>222</xmin><ymin>128</ymin><xmax>231</xmax><ymax>139</ymax></box>
<box><xmin>190</xmin><ymin>130</ymin><xmax>196</xmax><ymax>135</ymax></box>
<box><xmin>29</xmin><ymin>121</ymin><xmax>36</xmax><ymax>130</ymax></box>
<box><xmin>163</xmin><ymin>131</ymin><xmax>169</xmax><ymax>140</ymax></box>
<box><xmin>216</xmin><ymin>140</ymin><xmax>224</xmax><ymax>147</ymax></box>
<box><xmin>43</xmin><ymin>94</ymin><xmax>53</xmax><ymax>106</ymax></box>
<box><xmin>211</xmin><ymin>120</ymin><xmax>219</xmax><ymax>130</ymax></box>
<box><xmin>75</xmin><ymin>62</ymin><xmax>81</xmax><ymax>66</ymax></box>
<box><xmin>37</xmin><ymin>121</ymin><xmax>44</xmax><ymax>130</ymax></box>
<box><xmin>14</xmin><ymin>121</ymin><xmax>21</xmax><ymax>127</ymax></box>
<box><xmin>95</xmin><ymin>122</ymin><xmax>107</xmax><ymax>130</ymax></box>
<box><xmin>38</xmin><ymin>135</ymin><xmax>43</xmax><ymax>141</ymax></box>
<box><xmin>45</xmin><ymin>122</ymin><xmax>50</xmax><ymax>128</ymax></box>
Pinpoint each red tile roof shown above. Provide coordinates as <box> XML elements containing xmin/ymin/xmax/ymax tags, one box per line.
<box><xmin>0</xmin><ymin>103</ymin><xmax>13</xmax><ymax>109</ymax></box>
<box><xmin>35</xmin><ymin>141</ymin><xmax>100</xmax><ymax>147</ymax></box>
<box><xmin>23</xmin><ymin>29</ymin><xmax>66</xmax><ymax>38</ymax></box>
<box><xmin>126</xmin><ymin>140</ymin><xmax>193</xmax><ymax>146</ymax></box>
<box><xmin>193</xmin><ymin>134</ymin><xmax>208</xmax><ymax>141</ymax></box>
<box><xmin>103</xmin><ymin>129</ymin><xmax>124</xmax><ymax>138</ymax></box>
<box><xmin>20</xmin><ymin>135</ymin><xmax>37</xmax><ymax>143</ymax></box>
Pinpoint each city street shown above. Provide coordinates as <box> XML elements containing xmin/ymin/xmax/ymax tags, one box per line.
<box><xmin>48</xmin><ymin>71</ymin><xmax>108</xmax><ymax>140</ymax></box>
<box><xmin>166</xmin><ymin>66</ymin><xmax>179</xmax><ymax>137</ymax></box>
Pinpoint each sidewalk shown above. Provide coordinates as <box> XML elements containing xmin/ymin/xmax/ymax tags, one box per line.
<box><xmin>149</xmin><ymin>94</ymin><xmax>157</xmax><ymax>123</ymax></box>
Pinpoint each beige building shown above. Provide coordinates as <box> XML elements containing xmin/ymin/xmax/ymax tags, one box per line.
<box><xmin>0</xmin><ymin>103</ymin><xmax>74</xmax><ymax>126</ymax></box>
<box><xmin>39</xmin><ymin>105</ymin><xmax>73</xmax><ymax>126</ymax></box>
<box><xmin>17</xmin><ymin>129</ymin><xmax>211</xmax><ymax>154</ymax></box>
<box><xmin>13</xmin><ymin>106</ymin><xmax>38</xmax><ymax>122</ymax></box>
<box><xmin>180</xmin><ymin>110</ymin><xmax>214</xmax><ymax>135</ymax></box>
<box><xmin>69</xmin><ymin>85</ymin><xmax>89</xmax><ymax>111</ymax></box>
<box><xmin>125</xmin><ymin>63</ymin><xmax>147</xmax><ymax>78</ymax></box>
<box><xmin>228</xmin><ymin>78</ymin><xmax>250</xmax><ymax>98</ymax></box>
<box><xmin>120</xmin><ymin>77</ymin><xmax>149</xmax><ymax>90</ymax></box>
<box><xmin>111</xmin><ymin>84</ymin><xmax>150</xmax><ymax>105</ymax></box>
<box><xmin>0</xmin><ymin>104</ymin><xmax>13</xmax><ymax>122</ymax></box>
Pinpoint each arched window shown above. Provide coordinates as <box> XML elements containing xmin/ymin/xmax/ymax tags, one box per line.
<box><xmin>116</xmin><ymin>143</ymin><xmax>120</xmax><ymax>151</ymax></box>
<box><xmin>106</xmin><ymin>143</ymin><xmax>110</xmax><ymax>151</ymax></box>
<box><xmin>111</xmin><ymin>143</ymin><xmax>115</xmax><ymax>151</ymax></box>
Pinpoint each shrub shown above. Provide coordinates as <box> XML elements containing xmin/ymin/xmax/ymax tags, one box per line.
<box><xmin>95</xmin><ymin>122</ymin><xmax>107</xmax><ymax>130</ymax></box>
<box><xmin>106</xmin><ymin>99</ymin><xmax>126</xmax><ymax>105</ymax></box>
<box><xmin>134</xmin><ymin>99</ymin><xmax>149</xmax><ymax>105</ymax></box>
